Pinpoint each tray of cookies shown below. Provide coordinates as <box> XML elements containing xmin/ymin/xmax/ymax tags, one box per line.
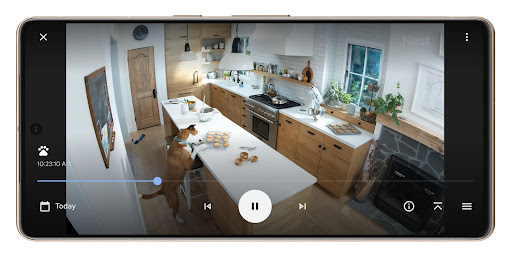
<box><xmin>326</xmin><ymin>123</ymin><xmax>361</xmax><ymax>135</ymax></box>
<box><xmin>204</xmin><ymin>131</ymin><xmax>231</xmax><ymax>149</ymax></box>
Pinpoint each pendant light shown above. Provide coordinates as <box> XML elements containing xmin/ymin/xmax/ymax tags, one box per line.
<box><xmin>178</xmin><ymin>24</ymin><xmax>197</xmax><ymax>61</ymax></box>
<box><xmin>219</xmin><ymin>23</ymin><xmax>253</xmax><ymax>70</ymax></box>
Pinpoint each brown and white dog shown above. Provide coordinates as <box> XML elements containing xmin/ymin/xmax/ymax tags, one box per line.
<box><xmin>138</xmin><ymin>125</ymin><xmax>207</xmax><ymax>223</ymax></box>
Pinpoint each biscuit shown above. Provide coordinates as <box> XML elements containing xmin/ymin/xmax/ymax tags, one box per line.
<box><xmin>207</xmin><ymin>132</ymin><xmax>213</xmax><ymax>135</ymax></box>
<box><xmin>215</xmin><ymin>132</ymin><xmax>221</xmax><ymax>135</ymax></box>
<box><xmin>222</xmin><ymin>136</ymin><xmax>228</xmax><ymax>139</ymax></box>
<box><xmin>213</xmin><ymin>143</ymin><xmax>220</xmax><ymax>147</ymax></box>
<box><xmin>223</xmin><ymin>143</ymin><xmax>230</xmax><ymax>147</ymax></box>
<box><xmin>336</xmin><ymin>124</ymin><xmax>343</xmax><ymax>127</ymax></box>
<box><xmin>214</xmin><ymin>135</ymin><xmax>221</xmax><ymax>139</ymax></box>
<box><xmin>213</xmin><ymin>139</ymin><xmax>220</xmax><ymax>142</ymax></box>
<box><xmin>206</xmin><ymin>138</ymin><xmax>213</xmax><ymax>142</ymax></box>
<box><xmin>223</xmin><ymin>132</ymin><xmax>230</xmax><ymax>135</ymax></box>
<box><xmin>206</xmin><ymin>135</ymin><xmax>213</xmax><ymax>138</ymax></box>
<box><xmin>343</xmin><ymin>123</ymin><xmax>349</xmax><ymax>127</ymax></box>
<box><xmin>223</xmin><ymin>139</ymin><xmax>229</xmax><ymax>142</ymax></box>
<box><xmin>329</xmin><ymin>123</ymin><xmax>335</xmax><ymax>127</ymax></box>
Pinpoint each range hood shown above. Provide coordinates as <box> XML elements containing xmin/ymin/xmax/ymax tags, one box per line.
<box><xmin>250</xmin><ymin>24</ymin><xmax>314</xmax><ymax>56</ymax></box>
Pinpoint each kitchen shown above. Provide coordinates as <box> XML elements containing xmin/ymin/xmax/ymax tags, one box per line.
<box><xmin>66</xmin><ymin>22</ymin><xmax>445</xmax><ymax>236</ymax></box>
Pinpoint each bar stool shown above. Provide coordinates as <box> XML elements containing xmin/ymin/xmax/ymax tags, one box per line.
<box><xmin>165</xmin><ymin>136</ymin><xmax>207</xmax><ymax>210</ymax></box>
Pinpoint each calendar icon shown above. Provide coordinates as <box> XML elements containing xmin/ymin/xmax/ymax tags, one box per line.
<box><xmin>40</xmin><ymin>201</ymin><xmax>50</xmax><ymax>213</ymax></box>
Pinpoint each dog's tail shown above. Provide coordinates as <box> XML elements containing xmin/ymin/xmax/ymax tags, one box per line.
<box><xmin>138</xmin><ymin>188</ymin><xmax>163</xmax><ymax>200</ymax></box>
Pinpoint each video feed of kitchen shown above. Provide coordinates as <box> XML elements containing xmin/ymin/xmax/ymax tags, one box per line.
<box><xmin>65</xmin><ymin>22</ymin><xmax>444</xmax><ymax>236</ymax></box>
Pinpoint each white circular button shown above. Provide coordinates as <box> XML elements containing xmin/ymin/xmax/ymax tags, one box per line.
<box><xmin>238</xmin><ymin>190</ymin><xmax>272</xmax><ymax>223</ymax></box>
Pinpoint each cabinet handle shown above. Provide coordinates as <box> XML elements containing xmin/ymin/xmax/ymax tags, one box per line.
<box><xmin>285</xmin><ymin>120</ymin><xmax>292</xmax><ymax>124</ymax></box>
<box><xmin>308</xmin><ymin>131</ymin><xmax>316</xmax><ymax>136</ymax></box>
<box><xmin>358</xmin><ymin>122</ymin><xmax>361</xmax><ymax>125</ymax></box>
<box><xmin>318</xmin><ymin>145</ymin><xmax>322</xmax><ymax>148</ymax></box>
<box><xmin>330</xmin><ymin>111</ymin><xmax>334</xmax><ymax>114</ymax></box>
<box><xmin>278</xmin><ymin>123</ymin><xmax>281</xmax><ymax>126</ymax></box>
<box><xmin>243</xmin><ymin>100</ymin><xmax>246</xmax><ymax>103</ymax></box>
<box><xmin>213</xmin><ymin>34</ymin><xmax>220</xmax><ymax>36</ymax></box>
<box><xmin>242</xmin><ymin>114</ymin><xmax>246</xmax><ymax>117</ymax></box>
<box><xmin>153</xmin><ymin>89</ymin><xmax>157</xmax><ymax>98</ymax></box>
<box><xmin>242</xmin><ymin>125</ymin><xmax>246</xmax><ymax>128</ymax></box>
<box><xmin>242</xmin><ymin>107</ymin><xmax>246</xmax><ymax>110</ymax></box>
<box><xmin>333</xmin><ymin>144</ymin><xmax>342</xmax><ymax>150</ymax></box>
<box><xmin>221</xmin><ymin>91</ymin><xmax>225</xmax><ymax>93</ymax></box>
<box><xmin>180</xmin><ymin>35</ymin><xmax>187</xmax><ymax>38</ymax></box>
<box><xmin>231</xmin><ymin>95</ymin><xmax>236</xmax><ymax>98</ymax></box>
<box><xmin>323</xmin><ymin>147</ymin><xmax>326</xmax><ymax>150</ymax></box>
<box><xmin>178</xmin><ymin>92</ymin><xmax>192</xmax><ymax>96</ymax></box>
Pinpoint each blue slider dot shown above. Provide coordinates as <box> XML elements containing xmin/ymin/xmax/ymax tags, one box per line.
<box><xmin>153</xmin><ymin>177</ymin><xmax>162</xmax><ymax>185</ymax></box>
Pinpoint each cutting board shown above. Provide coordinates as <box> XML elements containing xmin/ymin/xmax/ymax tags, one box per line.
<box><xmin>302</xmin><ymin>60</ymin><xmax>314</xmax><ymax>83</ymax></box>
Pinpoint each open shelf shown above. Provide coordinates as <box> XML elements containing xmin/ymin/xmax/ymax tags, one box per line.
<box><xmin>250</xmin><ymin>70</ymin><xmax>314</xmax><ymax>87</ymax></box>
<box><xmin>202</xmin><ymin>49</ymin><xmax>225</xmax><ymax>53</ymax></box>
<box><xmin>202</xmin><ymin>61</ymin><xmax>220</xmax><ymax>65</ymax></box>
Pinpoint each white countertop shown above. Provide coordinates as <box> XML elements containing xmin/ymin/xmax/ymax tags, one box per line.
<box><xmin>279</xmin><ymin>107</ymin><xmax>374</xmax><ymax>149</ymax></box>
<box><xmin>162</xmin><ymin>96</ymin><xmax>316</xmax><ymax>205</ymax></box>
<box><xmin>203</xmin><ymin>78</ymin><xmax>263</xmax><ymax>99</ymax></box>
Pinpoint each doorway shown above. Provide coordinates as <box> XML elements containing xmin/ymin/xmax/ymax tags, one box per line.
<box><xmin>127</xmin><ymin>46</ymin><xmax>161</xmax><ymax>130</ymax></box>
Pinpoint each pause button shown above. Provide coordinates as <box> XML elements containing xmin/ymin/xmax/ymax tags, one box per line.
<box><xmin>238</xmin><ymin>190</ymin><xmax>272</xmax><ymax>223</ymax></box>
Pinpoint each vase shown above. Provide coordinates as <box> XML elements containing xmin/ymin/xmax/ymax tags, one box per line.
<box><xmin>341</xmin><ymin>103</ymin><xmax>349</xmax><ymax>111</ymax></box>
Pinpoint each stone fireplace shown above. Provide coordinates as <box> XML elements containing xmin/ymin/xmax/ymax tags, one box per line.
<box><xmin>370</xmin><ymin>125</ymin><xmax>445</xmax><ymax>234</ymax></box>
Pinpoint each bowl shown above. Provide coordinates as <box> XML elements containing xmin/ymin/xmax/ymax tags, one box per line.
<box><xmin>240</xmin><ymin>152</ymin><xmax>249</xmax><ymax>160</ymax></box>
<box><xmin>187</xmin><ymin>101</ymin><xmax>196</xmax><ymax>110</ymax></box>
<box><xmin>197</xmin><ymin>111</ymin><xmax>213</xmax><ymax>122</ymax></box>
<box><xmin>235</xmin><ymin>158</ymin><xmax>244</xmax><ymax>166</ymax></box>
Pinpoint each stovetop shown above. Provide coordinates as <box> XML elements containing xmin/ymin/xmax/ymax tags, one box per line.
<box><xmin>248</xmin><ymin>94</ymin><xmax>302</xmax><ymax>110</ymax></box>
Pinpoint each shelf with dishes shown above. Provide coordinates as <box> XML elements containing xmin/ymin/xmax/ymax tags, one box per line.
<box><xmin>249</xmin><ymin>70</ymin><xmax>314</xmax><ymax>87</ymax></box>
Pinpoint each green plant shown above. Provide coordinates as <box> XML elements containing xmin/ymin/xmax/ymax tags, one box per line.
<box><xmin>374</xmin><ymin>82</ymin><xmax>405</xmax><ymax>126</ymax></box>
<box><xmin>340</xmin><ymin>92</ymin><xmax>353</xmax><ymax>104</ymax></box>
<box><xmin>323</xmin><ymin>81</ymin><xmax>345</xmax><ymax>104</ymax></box>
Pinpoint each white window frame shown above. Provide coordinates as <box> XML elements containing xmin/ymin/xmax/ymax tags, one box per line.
<box><xmin>341</xmin><ymin>38</ymin><xmax>385</xmax><ymax>108</ymax></box>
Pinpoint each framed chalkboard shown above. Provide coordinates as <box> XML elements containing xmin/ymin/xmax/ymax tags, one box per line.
<box><xmin>84</xmin><ymin>67</ymin><xmax>115</xmax><ymax>168</ymax></box>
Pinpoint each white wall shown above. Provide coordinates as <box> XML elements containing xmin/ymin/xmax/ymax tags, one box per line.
<box><xmin>66</xmin><ymin>23</ymin><xmax>146</xmax><ymax>235</ymax></box>
<box><xmin>382</xmin><ymin>23</ymin><xmax>444</xmax><ymax>136</ymax></box>
<box><xmin>115</xmin><ymin>23</ymin><xmax>167</xmax><ymax>135</ymax></box>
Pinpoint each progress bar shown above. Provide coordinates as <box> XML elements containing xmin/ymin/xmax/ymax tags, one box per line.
<box><xmin>37</xmin><ymin>177</ymin><xmax>162</xmax><ymax>185</ymax></box>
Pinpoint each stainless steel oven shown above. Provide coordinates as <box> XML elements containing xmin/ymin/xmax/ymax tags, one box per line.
<box><xmin>246</xmin><ymin>107</ymin><xmax>278</xmax><ymax>148</ymax></box>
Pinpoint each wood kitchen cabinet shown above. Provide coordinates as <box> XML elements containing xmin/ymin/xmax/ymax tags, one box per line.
<box><xmin>240</xmin><ymin>98</ymin><xmax>248</xmax><ymax>130</ymax></box>
<box><xmin>210</xmin><ymin>85</ymin><xmax>227</xmax><ymax>114</ymax></box>
<box><xmin>164</xmin><ymin>24</ymin><xmax>202</xmax><ymax>98</ymax></box>
<box><xmin>165</xmin><ymin>23</ymin><xmax>201</xmax><ymax>40</ymax></box>
<box><xmin>276</xmin><ymin>113</ymin><xmax>372</xmax><ymax>198</ymax></box>
<box><xmin>201</xmin><ymin>23</ymin><xmax>231</xmax><ymax>38</ymax></box>
<box><xmin>167</xmin><ymin>87</ymin><xmax>202</xmax><ymax>100</ymax></box>
<box><xmin>226</xmin><ymin>92</ymin><xmax>241</xmax><ymax>125</ymax></box>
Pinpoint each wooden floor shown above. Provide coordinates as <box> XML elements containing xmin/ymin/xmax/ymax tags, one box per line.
<box><xmin>126</xmin><ymin>125</ymin><xmax>387</xmax><ymax>236</ymax></box>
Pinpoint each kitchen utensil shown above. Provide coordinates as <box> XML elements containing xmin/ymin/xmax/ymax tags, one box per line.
<box><xmin>302</xmin><ymin>60</ymin><xmax>314</xmax><ymax>83</ymax></box>
<box><xmin>308</xmin><ymin>105</ymin><xmax>326</xmax><ymax>118</ymax></box>
<box><xmin>213</xmin><ymin>43</ymin><xmax>219</xmax><ymax>49</ymax></box>
<box><xmin>197</xmin><ymin>111</ymin><xmax>213</xmax><ymax>122</ymax></box>
<box><xmin>267</xmin><ymin>84</ymin><xmax>277</xmax><ymax>97</ymax></box>
<box><xmin>239</xmin><ymin>146</ymin><xmax>257</xmax><ymax>151</ymax></box>
<box><xmin>270</xmin><ymin>95</ymin><xmax>288</xmax><ymax>105</ymax></box>
<box><xmin>297</xmin><ymin>74</ymin><xmax>303</xmax><ymax>81</ymax></box>
<box><xmin>219</xmin><ymin>43</ymin><xmax>225</xmax><ymax>49</ymax></box>
<box><xmin>326</xmin><ymin>123</ymin><xmax>361</xmax><ymax>135</ymax></box>
<box><xmin>181</xmin><ymin>103</ymin><xmax>189</xmax><ymax>114</ymax></box>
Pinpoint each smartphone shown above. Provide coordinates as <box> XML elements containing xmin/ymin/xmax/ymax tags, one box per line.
<box><xmin>17</xmin><ymin>17</ymin><xmax>494</xmax><ymax>239</ymax></box>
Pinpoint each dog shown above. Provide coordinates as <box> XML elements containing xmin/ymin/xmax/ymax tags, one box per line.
<box><xmin>138</xmin><ymin>125</ymin><xmax>207</xmax><ymax>224</ymax></box>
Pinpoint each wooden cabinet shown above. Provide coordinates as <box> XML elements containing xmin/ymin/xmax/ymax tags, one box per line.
<box><xmin>277</xmin><ymin>114</ymin><xmax>300</xmax><ymax>161</ymax></box>
<box><xmin>167</xmin><ymin>87</ymin><xmax>202</xmax><ymax>100</ymax></box>
<box><xmin>323</xmin><ymin>105</ymin><xmax>376</xmax><ymax>133</ymax></box>
<box><xmin>201</xmin><ymin>23</ymin><xmax>231</xmax><ymax>38</ymax></box>
<box><xmin>210</xmin><ymin>85</ymin><xmax>228</xmax><ymax>114</ymax></box>
<box><xmin>240</xmin><ymin>98</ymin><xmax>248</xmax><ymax>130</ymax></box>
<box><xmin>294</xmin><ymin>134</ymin><xmax>322</xmax><ymax>177</ymax></box>
<box><xmin>275</xmin><ymin>113</ymin><xmax>372</xmax><ymax>198</ymax></box>
<box><xmin>165</xmin><ymin>23</ymin><xmax>201</xmax><ymax>40</ymax></box>
<box><xmin>226</xmin><ymin>92</ymin><xmax>241</xmax><ymax>125</ymax></box>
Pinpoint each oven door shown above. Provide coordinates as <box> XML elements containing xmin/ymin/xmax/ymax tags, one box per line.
<box><xmin>246</xmin><ymin>109</ymin><xmax>278</xmax><ymax>149</ymax></box>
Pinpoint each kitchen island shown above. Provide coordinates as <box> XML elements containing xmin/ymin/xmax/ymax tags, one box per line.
<box><xmin>162</xmin><ymin>96</ymin><xmax>316</xmax><ymax>234</ymax></box>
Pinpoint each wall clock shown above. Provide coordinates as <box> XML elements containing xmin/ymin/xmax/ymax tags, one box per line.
<box><xmin>133</xmin><ymin>25</ymin><xmax>148</xmax><ymax>40</ymax></box>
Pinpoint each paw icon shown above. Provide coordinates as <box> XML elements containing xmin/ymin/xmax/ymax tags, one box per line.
<box><xmin>38</xmin><ymin>146</ymin><xmax>49</xmax><ymax>157</ymax></box>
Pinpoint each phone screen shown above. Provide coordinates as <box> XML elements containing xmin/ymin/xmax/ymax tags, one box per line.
<box><xmin>17</xmin><ymin>18</ymin><xmax>494</xmax><ymax>239</ymax></box>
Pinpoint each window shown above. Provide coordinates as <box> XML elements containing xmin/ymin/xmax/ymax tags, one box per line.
<box><xmin>344</xmin><ymin>44</ymin><xmax>383</xmax><ymax>108</ymax></box>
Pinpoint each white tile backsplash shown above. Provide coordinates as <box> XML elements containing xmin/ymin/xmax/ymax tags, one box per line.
<box><xmin>225</xmin><ymin>23</ymin><xmax>391</xmax><ymax>104</ymax></box>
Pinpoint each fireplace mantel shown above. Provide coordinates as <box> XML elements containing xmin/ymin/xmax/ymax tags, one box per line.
<box><xmin>376</xmin><ymin>114</ymin><xmax>444</xmax><ymax>155</ymax></box>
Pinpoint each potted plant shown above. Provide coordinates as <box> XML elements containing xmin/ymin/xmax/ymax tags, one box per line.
<box><xmin>374</xmin><ymin>82</ymin><xmax>405</xmax><ymax>126</ymax></box>
<box><xmin>323</xmin><ymin>81</ymin><xmax>345</xmax><ymax>107</ymax></box>
<box><xmin>359</xmin><ymin>107</ymin><xmax>377</xmax><ymax>123</ymax></box>
<box><xmin>340</xmin><ymin>92</ymin><xmax>353</xmax><ymax>111</ymax></box>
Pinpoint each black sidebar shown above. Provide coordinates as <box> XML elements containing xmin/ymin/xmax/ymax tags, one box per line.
<box><xmin>444</xmin><ymin>20</ymin><xmax>493</xmax><ymax>238</ymax></box>
<box><xmin>19</xmin><ymin>21</ymin><xmax>67</xmax><ymax>237</ymax></box>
